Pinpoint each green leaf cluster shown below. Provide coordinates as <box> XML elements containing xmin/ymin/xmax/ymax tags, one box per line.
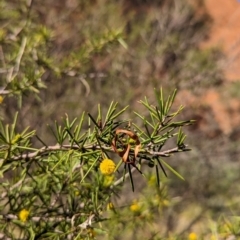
<box><xmin>0</xmin><ymin>87</ymin><xmax>193</xmax><ymax>239</ymax></box>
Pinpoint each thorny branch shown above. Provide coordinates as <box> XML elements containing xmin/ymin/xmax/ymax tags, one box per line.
<box><xmin>1</xmin><ymin>144</ymin><xmax>190</xmax><ymax>162</ymax></box>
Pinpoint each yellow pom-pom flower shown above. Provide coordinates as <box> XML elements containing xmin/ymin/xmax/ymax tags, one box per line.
<box><xmin>130</xmin><ymin>200</ymin><xmax>141</xmax><ymax>213</ymax></box>
<box><xmin>100</xmin><ymin>159</ymin><xmax>116</xmax><ymax>175</ymax></box>
<box><xmin>19</xmin><ymin>209</ymin><xmax>30</xmax><ymax>222</ymax></box>
<box><xmin>188</xmin><ymin>232</ymin><xmax>197</xmax><ymax>240</ymax></box>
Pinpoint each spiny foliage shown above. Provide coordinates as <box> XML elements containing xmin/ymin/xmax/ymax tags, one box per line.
<box><xmin>0</xmin><ymin>88</ymin><xmax>193</xmax><ymax>239</ymax></box>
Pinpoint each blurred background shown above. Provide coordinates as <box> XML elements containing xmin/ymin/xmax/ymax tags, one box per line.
<box><xmin>1</xmin><ymin>0</ymin><xmax>240</xmax><ymax>238</ymax></box>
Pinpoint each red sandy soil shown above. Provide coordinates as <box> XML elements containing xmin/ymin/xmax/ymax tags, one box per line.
<box><xmin>179</xmin><ymin>0</ymin><xmax>240</xmax><ymax>136</ymax></box>
<box><xmin>203</xmin><ymin>0</ymin><xmax>240</xmax><ymax>81</ymax></box>
<box><xmin>203</xmin><ymin>0</ymin><xmax>240</xmax><ymax>134</ymax></box>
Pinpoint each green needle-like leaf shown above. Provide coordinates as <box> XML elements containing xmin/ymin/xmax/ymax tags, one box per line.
<box><xmin>160</xmin><ymin>159</ymin><xmax>185</xmax><ymax>181</ymax></box>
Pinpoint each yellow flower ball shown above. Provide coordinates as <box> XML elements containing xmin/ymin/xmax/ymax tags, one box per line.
<box><xmin>19</xmin><ymin>209</ymin><xmax>30</xmax><ymax>222</ymax></box>
<box><xmin>100</xmin><ymin>159</ymin><xmax>116</xmax><ymax>175</ymax></box>
<box><xmin>188</xmin><ymin>232</ymin><xmax>197</xmax><ymax>240</ymax></box>
<box><xmin>130</xmin><ymin>200</ymin><xmax>141</xmax><ymax>213</ymax></box>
